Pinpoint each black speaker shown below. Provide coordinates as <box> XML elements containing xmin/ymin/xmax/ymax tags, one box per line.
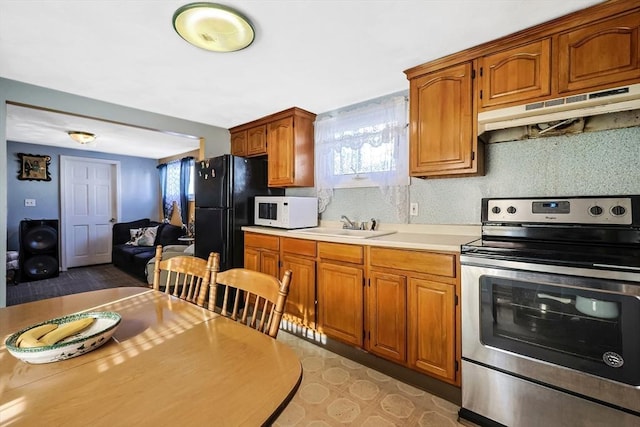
<box><xmin>19</xmin><ymin>219</ymin><xmax>60</xmax><ymax>282</ymax></box>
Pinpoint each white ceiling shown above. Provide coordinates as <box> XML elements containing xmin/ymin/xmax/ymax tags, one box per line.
<box><xmin>0</xmin><ymin>0</ymin><xmax>603</xmax><ymax>159</ymax></box>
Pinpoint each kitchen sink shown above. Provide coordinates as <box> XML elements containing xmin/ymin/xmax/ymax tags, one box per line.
<box><xmin>291</xmin><ymin>227</ymin><xmax>397</xmax><ymax>239</ymax></box>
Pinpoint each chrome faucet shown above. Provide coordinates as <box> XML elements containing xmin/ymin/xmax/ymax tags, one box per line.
<box><xmin>340</xmin><ymin>215</ymin><xmax>358</xmax><ymax>229</ymax></box>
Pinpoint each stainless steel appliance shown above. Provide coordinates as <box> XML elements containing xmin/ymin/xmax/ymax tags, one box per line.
<box><xmin>459</xmin><ymin>196</ymin><xmax>640</xmax><ymax>427</ymax></box>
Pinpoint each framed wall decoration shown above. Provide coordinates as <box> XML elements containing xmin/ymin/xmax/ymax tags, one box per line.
<box><xmin>17</xmin><ymin>153</ymin><xmax>52</xmax><ymax>181</ymax></box>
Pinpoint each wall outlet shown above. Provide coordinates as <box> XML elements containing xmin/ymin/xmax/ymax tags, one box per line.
<box><xmin>24</xmin><ymin>198</ymin><xmax>36</xmax><ymax>207</ymax></box>
<box><xmin>410</xmin><ymin>202</ymin><xmax>418</xmax><ymax>216</ymax></box>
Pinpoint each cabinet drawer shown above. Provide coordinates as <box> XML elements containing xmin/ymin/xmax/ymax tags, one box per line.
<box><xmin>244</xmin><ymin>233</ymin><xmax>279</xmax><ymax>251</ymax></box>
<box><xmin>318</xmin><ymin>242</ymin><xmax>364</xmax><ymax>265</ymax></box>
<box><xmin>282</xmin><ymin>237</ymin><xmax>316</xmax><ymax>257</ymax></box>
<box><xmin>370</xmin><ymin>247</ymin><xmax>456</xmax><ymax>278</ymax></box>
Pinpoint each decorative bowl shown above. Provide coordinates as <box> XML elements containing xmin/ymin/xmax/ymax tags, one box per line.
<box><xmin>5</xmin><ymin>311</ymin><xmax>121</xmax><ymax>364</ymax></box>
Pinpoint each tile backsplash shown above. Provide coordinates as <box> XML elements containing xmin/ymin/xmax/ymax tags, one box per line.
<box><xmin>288</xmin><ymin>126</ymin><xmax>640</xmax><ymax>226</ymax></box>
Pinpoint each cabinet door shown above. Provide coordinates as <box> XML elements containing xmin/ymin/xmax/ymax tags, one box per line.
<box><xmin>479</xmin><ymin>39</ymin><xmax>551</xmax><ymax>109</ymax></box>
<box><xmin>408</xmin><ymin>278</ymin><xmax>456</xmax><ymax>383</ymax></box>
<box><xmin>367</xmin><ymin>271</ymin><xmax>406</xmax><ymax>363</ymax></box>
<box><xmin>244</xmin><ymin>247</ymin><xmax>260</xmax><ymax>271</ymax></box>
<box><xmin>260</xmin><ymin>250</ymin><xmax>280</xmax><ymax>278</ymax></box>
<box><xmin>558</xmin><ymin>13</ymin><xmax>640</xmax><ymax>93</ymax></box>
<box><xmin>409</xmin><ymin>62</ymin><xmax>478</xmax><ymax>177</ymax></box>
<box><xmin>282</xmin><ymin>255</ymin><xmax>316</xmax><ymax>328</ymax></box>
<box><xmin>247</xmin><ymin>125</ymin><xmax>267</xmax><ymax>157</ymax></box>
<box><xmin>230</xmin><ymin>131</ymin><xmax>247</xmax><ymax>157</ymax></box>
<box><xmin>317</xmin><ymin>262</ymin><xmax>364</xmax><ymax>346</ymax></box>
<box><xmin>267</xmin><ymin>116</ymin><xmax>295</xmax><ymax>186</ymax></box>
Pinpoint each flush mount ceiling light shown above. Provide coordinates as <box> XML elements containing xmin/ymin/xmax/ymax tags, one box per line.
<box><xmin>172</xmin><ymin>2</ymin><xmax>255</xmax><ymax>52</ymax></box>
<box><xmin>67</xmin><ymin>131</ymin><xmax>96</xmax><ymax>144</ymax></box>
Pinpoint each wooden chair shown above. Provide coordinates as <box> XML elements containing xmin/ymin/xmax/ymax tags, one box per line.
<box><xmin>208</xmin><ymin>255</ymin><xmax>292</xmax><ymax>338</ymax></box>
<box><xmin>152</xmin><ymin>245</ymin><xmax>216</xmax><ymax>307</ymax></box>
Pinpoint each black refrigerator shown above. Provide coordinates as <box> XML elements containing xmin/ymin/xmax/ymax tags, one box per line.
<box><xmin>194</xmin><ymin>154</ymin><xmax>283</xmax><ymax>271</ymax></box>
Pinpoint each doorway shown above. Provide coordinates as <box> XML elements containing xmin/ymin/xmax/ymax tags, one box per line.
<box><xmin>60</xmin><ymin>156</ymin><xmax>121</xmax><ymax>269</ymax></box>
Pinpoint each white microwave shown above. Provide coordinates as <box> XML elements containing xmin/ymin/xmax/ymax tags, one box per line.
<box><xmin>254</xmin><ymin>196</ymin><xmax>318</xmax><ymax>229</ymax></box>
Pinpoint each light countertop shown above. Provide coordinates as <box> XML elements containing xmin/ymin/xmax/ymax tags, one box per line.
<box><xmin>242</xmin><ymin>223</ymin><xmax>481</xmax><ymax>252</ymax></box>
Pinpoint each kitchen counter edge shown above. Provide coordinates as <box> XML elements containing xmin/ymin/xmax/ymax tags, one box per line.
<box><xmin>242</xmin><ymin>225</ymin><xmax>480</xmax><ymax>252</ymax></box>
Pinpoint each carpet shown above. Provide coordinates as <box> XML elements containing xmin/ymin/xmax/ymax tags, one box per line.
<box><xmin>6</xmin><ymin>264</ymin><xmax>148</xmax><ymax>306</ymax></box>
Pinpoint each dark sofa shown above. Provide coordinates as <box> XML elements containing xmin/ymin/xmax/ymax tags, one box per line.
<box><xmin>112</xmin><ymin>218</ymin><xmax>184</xmax><ymax>281</ymax></box>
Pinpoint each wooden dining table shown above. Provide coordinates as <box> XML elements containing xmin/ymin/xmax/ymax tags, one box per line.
<box><xmin>0</xmin><ymin>287</ymin><xmax>302</xmax><ymax>426</ymax></box>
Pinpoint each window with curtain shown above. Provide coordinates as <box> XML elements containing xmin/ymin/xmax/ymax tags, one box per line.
<box><xmin>157</xmin><ymin>157</ymin><xmax>194</xmax><ymax>225</ymax></box>
<box><xmin>314</xmin><ymin>95</ymin><xmax>409</xmax><ymax>220</ymax></box>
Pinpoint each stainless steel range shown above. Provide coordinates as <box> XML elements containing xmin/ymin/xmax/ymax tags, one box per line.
<box><xmin>459</xmin><ymin>196</ymin><xmax>640</xmax><ymax>427</ymax></box>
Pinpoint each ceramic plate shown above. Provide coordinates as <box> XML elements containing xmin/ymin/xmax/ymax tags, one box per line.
<box><xmin>5</xmin><ymin>311</ymin><xmax>121</xmax><ymax>364</ymax></box>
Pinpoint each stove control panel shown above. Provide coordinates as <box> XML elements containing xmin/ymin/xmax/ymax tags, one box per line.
<box><xmin>484</xmin><ymin>197</ymin><xmax>632</xmax><ymax>224</ymax></box>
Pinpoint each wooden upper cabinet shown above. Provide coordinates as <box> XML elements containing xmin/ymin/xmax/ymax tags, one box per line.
<box><xmin>267</xmin><ymin>116</ymin><xmax>296</xmax><ymax>186</ymax></box>
<box><xmin>479</xmin><ymin>39</ymin><xmax>552</xmax><ymax>109</ymax></box>
<box><xmin>230</xmin><ymin>131</ymin><xmax>247</xmax><ymax>157</ymax></box>
<box><xmin>558</xmin><ymin>13</ymin><xmax>640</xmax><ymax>94</ymax></box>
<box><xmin>230</xmin><ymin>107</ymin><xmax>315</xmax><ymax>188</ymax></box>
<box><xmin>231</xmin><ymin>126</ymin><xmax>266</xmax><ymax>157</ymax></box>
<box><xmin>267</xmin><ymin>108</ymin><xmax>316</xmax><ymax>187</ymax></box>
<box><xmin>246</xmin><ymin>125</ymin><xmax>267</xmax><ymax>157</ymax></box>
<box><xmin>409</xmin><ymin>61</ymin><xmax>481</xmax><ymax>177</ymax></box>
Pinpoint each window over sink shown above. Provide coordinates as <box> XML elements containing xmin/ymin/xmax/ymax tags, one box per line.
<box><xmin>315</xmin><ymin>94</ymin><xmax>409</xmax><ymax>190</ymax></box>
<box><xmin>314</xmin><ymin>93</ymin><xmax>410</xmax><ymax>220</ymax></box>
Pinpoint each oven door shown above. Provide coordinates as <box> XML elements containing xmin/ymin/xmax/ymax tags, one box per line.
<box><xmin>461</xmin><ymin>256</ymin><xmax>640</xmax><ymax>414</ymax></box>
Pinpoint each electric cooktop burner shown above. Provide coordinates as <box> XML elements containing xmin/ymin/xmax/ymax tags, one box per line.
<box><xmin>462</xmin><ymin>195</ymin><xmax>640</xmax><ymax>271</ymax></box>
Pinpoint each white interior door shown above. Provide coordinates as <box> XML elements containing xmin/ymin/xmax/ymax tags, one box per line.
<box><xmin>61</xmin><ymin>156</ymin><xmax>120</xmax><ymax>269</ymax></box>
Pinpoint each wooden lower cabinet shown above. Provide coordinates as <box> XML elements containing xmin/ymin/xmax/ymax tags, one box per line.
<box><xmin>316</xmin><ymin>242</ymin><xmax>365</xmax><ymax>347</ymax></box>
<box><xmin>408</xmin><ymin>277</ymin><xmax>457</xmax><ymax>383</ymax></box>
<box><xmin>281</xmin><ymin>237</ymin><xmax>317</xmax><ymax>328</ymax></box>
<box><xmin>243</xmin><ymin>233</ymin><xmax>279</xmax><ymax>277</ymax></box>
<box><xmin>368</xmin><ymin>246</ymin><xmax>460</xmax><ymax>385</ymax></box>
<box><xmin>244</xmin><ymin>232</ymin><xmax>461</xmax><ymax>386</ymax></box>
<box><xmin>366</xmin><ymin>271</ymin><xmax>407</xmax><ymax>363</ymax></box>
<box><xmin>317</xmin><ymin>261</ymin><xmax>364</xmax><ymax>346</ymax></box>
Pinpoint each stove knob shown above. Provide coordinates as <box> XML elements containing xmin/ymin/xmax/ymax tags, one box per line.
<box><xmin>507</xmin><ymin>206</ymin><xmax>517</xmax><ymax>214</ymax></box>
<box><xmin>611</xmin><ymin>205</ymin><xmax>626</xmax><ymax>216</ymax></box>
<box><xmin>589</xmin><ymin>205</ymin><xmax>603</xmax><ymax>216</ymax></box>
<box><xmin>491</xmin><ymin>206</ymin><xmax>501</xmax><ymax>214</ymax></box>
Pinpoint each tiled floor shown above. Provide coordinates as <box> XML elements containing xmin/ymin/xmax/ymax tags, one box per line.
<box><xmin>275</xmin><ymin>331</ymin><xmax>466</xmax><ymax>426</ymax></box>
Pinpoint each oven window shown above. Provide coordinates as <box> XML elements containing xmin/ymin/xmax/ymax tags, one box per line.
<box><xmin>480</xmin><ymin>276</ymin><xmax>639</xmax><ymax>385</ymax></box>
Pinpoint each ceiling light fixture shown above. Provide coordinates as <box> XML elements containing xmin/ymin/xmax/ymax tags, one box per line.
<box><xmin>172</xmin><ymin>2</ymin><xmax>255</xmax><ymax>52</ymax></box>
<box><xmin>67</xmin><ymin>131</ymin><xmax>96</xmax><ymax>144</ymax></box>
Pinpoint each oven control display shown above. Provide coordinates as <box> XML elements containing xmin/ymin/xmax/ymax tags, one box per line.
<box><xmin>485</xmin><ymin>197</ymin><xmax>632</xmax><ymax>225</ymax></box>
<box><xmin>532</xmin><ymin>201</ymin><xmax>570</xmax><ymax>214</ymax></box>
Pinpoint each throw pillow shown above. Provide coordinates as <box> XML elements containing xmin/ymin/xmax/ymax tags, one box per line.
<box><xmin>127</xmin><ymin>226</ymin><xmax>159</xmax><ymax>246</ymax></box>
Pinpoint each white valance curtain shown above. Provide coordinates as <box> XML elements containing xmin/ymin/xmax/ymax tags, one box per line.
<box><xmin>314</xmin><ymin>95</ymin><xmax>409</xmax><ymax>221</ymax></box>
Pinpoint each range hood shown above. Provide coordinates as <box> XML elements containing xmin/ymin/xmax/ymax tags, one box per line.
<box><xmin>478</xmin><ymin>83</ymin><xmax>640</xmax><ymax>134</ymax></box>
